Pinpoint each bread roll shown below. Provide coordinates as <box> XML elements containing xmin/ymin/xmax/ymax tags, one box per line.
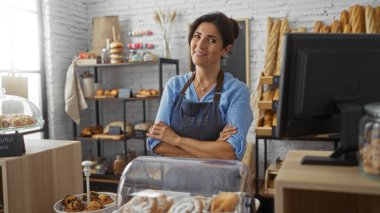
<box><xmin>296</xmin><ymin>27</ymin><xmax>307</xmax><ymax>33</ymax></box>
<box><xmin>313</xmin><ymin>21</ymin><xmax>323</xmax><ymax>33</ymax></box>
<box><xmin>375</xmin><ymin>6</ymin><xmax>380</xmax><ymax>33</ymax></box>
<box><xmin>365</xmin><ymin>6</ymin><xmax>377</xmax><ymax>33</ymax></box>
<box><xmin>330</xmin><ymin>20</ymin><xmax>342</xmax><ymax>33</ymax></box>
<box><xmin>343</xmin><ymin>24</ymin><xmax>352</xmax><ymax>33</ymax></box>
<box><xmin>263</xmin><ymin>110</ymin><xmax>273</xmax><ymax>127</ymax></box>
<box><xmin>340</xmin><ymin>10</ymin><xmax>349</xmax><ymax>26</ymax></box>
<box><xmin>261</xmin><ymin>90</ymin><xmax>274</xmax><ymax>101</ymax></box>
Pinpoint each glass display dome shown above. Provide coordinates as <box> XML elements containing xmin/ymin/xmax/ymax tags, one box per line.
<box><xmin>0</xmin><ymin>88</ymin><xmax>44</xmax><ymax>133</ymax></box>
<box><xmin>115</xmin><ymin>156</ymin><xmax>254</xmax><ymax>213</ymax></box>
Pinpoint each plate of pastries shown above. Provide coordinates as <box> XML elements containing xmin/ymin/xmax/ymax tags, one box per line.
<box><xmin>135</xmin><ymin>89</ymin><xmax>159</xmax><ymax>98</ymax></box>
<box><xmin>119</xmin><ymin>190</ymin><xmax>248</xmax><ymax>213</ymax></box>
<box><xmin>53</xmin><ymin>191</ymin><xmax>116</xmax><ymax>213</ymax></box>
<box><xmin>0</xmin><ymin>114</ymin><xmax>39</xmax><ymax>129</ymax></box>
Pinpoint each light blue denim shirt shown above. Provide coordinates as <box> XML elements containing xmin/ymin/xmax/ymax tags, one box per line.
<box><xmin>147</xmin><ymin>71</ymin><xmax>253</xmax><ymax>160</ymax></box>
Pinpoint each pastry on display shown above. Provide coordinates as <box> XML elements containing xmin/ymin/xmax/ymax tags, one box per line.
<box><xmin>55</xmin><ymin>192</ymin><xmax>116</xmax><ymax>212</ymax></box>
<box><xmin>80</xmin><ymin>126</ymin><xmax>103</xmax><ymax>137</ymax></box>
<box><xmin>210</xmin><ymin>191</ymin><xmax>240</xmax><ymax>212</ymax></box>
<box><xmin>85</xmin><ymin>201</ymin><xmax>104</xmax><ymax>211</ymax></box>
<box><xmin>0</xmin><ymin>114</ymin><xmax>37</xmax><ymax>128</ymax></box>
<box><xmin>122</xmin><ymin>196</ymin><xmax>158</xmax><ymax>213</ymax></box>
<box><xmin>136</xmin><ymin>89</ymin><xmax>160</xmax><ymax>97</ymax></box>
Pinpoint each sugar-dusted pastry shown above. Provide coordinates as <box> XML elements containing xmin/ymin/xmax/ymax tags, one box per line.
<box><xmin>122</xmin><ymin>196</ymin><xmax>158</xmax><ymax>213</ymax></box>
<box><xmin>156</xmin><ymin>194</ymin><xmax>173</xmax><ymax>213</ymax></box>
<box><xmin>210</xmin><ymin>192</ymin><xmax>240</xmax><ymax>213</ymax></box>
<box><xmin>168</xmin><ymin>196</ymin><xmax>204</xmax><ymax>213</ymax></box>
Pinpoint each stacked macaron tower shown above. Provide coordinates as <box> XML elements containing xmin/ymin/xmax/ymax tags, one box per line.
<box><xmin>110</xmin><ymin>41</ymin><xmax>124</xmax><ymax>64</ymax></box>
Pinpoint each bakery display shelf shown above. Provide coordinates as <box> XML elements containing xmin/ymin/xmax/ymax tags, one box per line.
<box><xmin>256</xmin><ymin>126</ymin><xmax>273</xmax><ymax>137</ymax></box>
<box><xmin>76</xmin><ymin>61</ymin><xmax>158</xmax><ymax>68</ymax></box>
<box><xmin>75</xmin><ymin>135</ymin><xmax>133</xmax><ymax>142</ymax></box>
<box><xmin>86</xmin><ymin>96</ymin><xmax>160</xmax><ymax>101</ymax></box>
<box><xmin>260</xmin><ymin>75</ymin><xmax>280</xmax><ymax>87</ymax></box>
<box><xmin>88</xmin><ymin>174</ymin><xmax>120</xmax><ymax>184</ymax></box>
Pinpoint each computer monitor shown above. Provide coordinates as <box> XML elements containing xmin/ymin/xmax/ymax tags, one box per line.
<box><xmin>275</xmin><ymin>33</ymin><xmax>380</xmax><ymax>166</ymax></box>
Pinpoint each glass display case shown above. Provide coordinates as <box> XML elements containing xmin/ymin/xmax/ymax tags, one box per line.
<box><xmin>0</xmin><ymin>88</ymin><xmax>44</xmax><ymax>157</ymax></box>
<box><xmin>0</xmin><ymin>88</ymin><xmax>44</xmax><ymax>132</ymax></box>
<box><xmin>116</xmin><ymin>156</ymin><xmax>255</xmax><ymax>212</ymax></box>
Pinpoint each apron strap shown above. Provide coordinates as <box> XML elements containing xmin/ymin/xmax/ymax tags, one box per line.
<box><xmin>180</xmin><ymin>72</ymin><xmax>196</xmax><ymax>95</ymax></box>
<box><xmin>213</xmin><ymin>71</ymin><xmax>224</xmax><ymax>102</ymax></box>
<box><xmin>180</xmin><ymin>71</ymin><xmax>224</xmax><ymax>101</ymax></box>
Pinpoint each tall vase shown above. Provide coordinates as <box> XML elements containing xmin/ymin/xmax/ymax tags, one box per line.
<box><xmin>162</xmin><ymin>29</ymin><xmax>171</xmax><ymax>59</ymax></box>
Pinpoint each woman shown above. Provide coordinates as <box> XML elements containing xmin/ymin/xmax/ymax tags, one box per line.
<box><xmin>147</xmin><ymin>12</ymin><xmax>253</xmax><ymax>161</ymax></box>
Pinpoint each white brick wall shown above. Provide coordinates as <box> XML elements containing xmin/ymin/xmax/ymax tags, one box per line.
<box><xmin>43</xmin><ymin>0</ymin><xmax>378</xmax><ymax>173</ymax></box>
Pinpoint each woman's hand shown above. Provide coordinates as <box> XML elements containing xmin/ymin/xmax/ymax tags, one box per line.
<box><xmin>146</xmin><ymin>122</ymin><xmax>181</xmax><ymax>146</ymax></box>
<box><xmin>217</xmin><ymin>123</ymin><xmax>237</xmax><ymax>142</ymax></box>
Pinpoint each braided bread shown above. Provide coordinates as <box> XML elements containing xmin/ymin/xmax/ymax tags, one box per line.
<box><xmin>264</xmin><ymin>19</ymin><xmax>281</xmax><ymax>76</ymax></box>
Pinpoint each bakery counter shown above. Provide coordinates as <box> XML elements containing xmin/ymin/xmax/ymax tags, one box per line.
<box><xmin>0</xmin><ymin>139</ymin><xmax>83</xmax><ymax>213</ymax></box>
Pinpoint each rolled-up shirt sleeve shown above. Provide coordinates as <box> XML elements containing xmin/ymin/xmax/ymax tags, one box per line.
<box><xmin>224</xmin><ymin>84</ymin><xmax>253</xmax><ymax>160</ymax></box>
<box><xmin>146</xmin><ymin>77</ymin><xmax>176</xmax><ymax>153</ymax></box>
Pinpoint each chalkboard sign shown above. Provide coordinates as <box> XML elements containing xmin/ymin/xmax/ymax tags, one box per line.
<box><xmin>190</xmin><ymin>18</ymin><xmax>250</xmax><ymax>86</ymax></box>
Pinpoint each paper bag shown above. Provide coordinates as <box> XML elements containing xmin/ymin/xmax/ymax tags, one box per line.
<box><xmin>92</xmin><ymin>16</ymin><xmax>121</xmax><ymax>56</ymax></box>
<box><xmin>1</xmin><ymin>75</ymin><xmax>28</xmax><ymax>99</ymax></box>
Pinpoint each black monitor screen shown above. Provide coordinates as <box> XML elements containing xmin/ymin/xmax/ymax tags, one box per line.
<box><xmin>275</xmin><ymin>33</ymin><xmax>380</xmax><ymax>166</ymax></box>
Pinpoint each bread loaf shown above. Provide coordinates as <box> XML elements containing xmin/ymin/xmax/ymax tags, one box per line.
<box><xmin>313</xmin><ymin>21</ymin><xmax>323</xmax><ymax>33</ymax></box>
<box><xmin>263</xmin><ymin>110</ymin><xmax>273</xmax><ymax>127</ymax></box>
<box><xmin>340</xmin><ymin>10</ymin><xmax>349</xmax><ymax>26</ymax></box>
<box><xmin>343</xmin><ymin>24</ymin><xmax>352</xmax><ymax>33</ymax></box>
<box><xmin>320</xmin><ymin>25</ymin><xmax>331</xmax><ymax>33</ymax></box>
<box><xmin>365</xmin><ymin>6</ymin><xmax>377</xmax><ymax>33</ymax></box>
<box><xmin>331</xmin><ymin>20</ymin><xmax>342</xmax><ymax>33</ymax></box>
<box><xmin>272</xmin><ymin>112</ymin><xmax>277</xmax><ymax>126</ymax></box>
<box><xmin>264</xmin><ymin>19</ymin><xmax>281</xmax><ymax>76</ymax></box>
<box><xmin>352</xmin><ymin>5</ymin><xmax>365</xmax><ymax>33</ymax></box>
<box><xmin>375</xmin><ymin>6</ymin><xmax>380</xmax><ymax>33</ymax></box>
<box><xmin>261</xmin><ymin>90</ymin><xmax>274</xmax><ymax>101</ymax></box>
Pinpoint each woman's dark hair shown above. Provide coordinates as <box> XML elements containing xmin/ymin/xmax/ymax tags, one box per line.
<box><xmin>188</xmin><ymin>12</ymin><xmax>239</xmax><ymax>53</ymax></box>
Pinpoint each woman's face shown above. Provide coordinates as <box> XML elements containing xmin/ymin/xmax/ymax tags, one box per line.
<box><xmin>190</xmin><ymin>22</ymin><xmax>227</xmax><ymax>68</ymax></box>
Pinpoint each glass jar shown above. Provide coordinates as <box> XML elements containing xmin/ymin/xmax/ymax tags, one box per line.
<box><xmin>113</xmin><ymin>154</ymin><xmax>126</xmax><ymax>176</ymax></box>
<box><xmin>359</xmin><ymin>102</ymin><xmax>380</xmax><ymax>179</ymax></box>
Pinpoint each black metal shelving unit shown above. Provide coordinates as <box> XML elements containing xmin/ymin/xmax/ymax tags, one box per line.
<box><xmin>73</xmin><ymin>58</ymin><xmax>179</xmax><ymax>188</ymax></box>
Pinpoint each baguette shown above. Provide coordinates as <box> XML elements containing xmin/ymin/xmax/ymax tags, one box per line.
<box><xmin>313</xmin><ymin>20</ymin><xmax>323</xmax><ymax>33</ymax></box>
<box><xmin>320</xmin><ymin>25</ymin><xmax>331</xmax><ymax>33</ymax></box>
<box><xmin>352</xmin><ymin>5</ymin><xmax>365</xmax><ymax>33</ymax></box>
<box><xmin>365</xmin><ymin>5</ymin><xmax>377</xmax><ymax>33</ymax></box>
<box><xmin>264</xmin><ymin>19</ymin><xmax>281</xmax><ymax>76</ymax></box>
<box><xmin>330</xmin><ymin>20</ymin><xmax>342</xmax><ymax>33</ymax></box>
<box><xmin>340</xmin><ymin>10</ymin><xmax>349</xmax><ymax>26</ymax></box>
<box><xmin>275</xmin><ymin>18</ymin><xmax>289</xmax><ymax>76</ymax></box>
<box><xmin>348</xmin><ymin>6</ymin><xmax>354</xmax><ymax>26</ymax></box>
<box><xmin>375</xmin><ymin>6</ymin><xmax>380</xmax><ymax>33</ymax></box>
<box><xmin>343</xmin><ymin>24</ymin><xmax>352</xmax><ymax>33</ymax></box>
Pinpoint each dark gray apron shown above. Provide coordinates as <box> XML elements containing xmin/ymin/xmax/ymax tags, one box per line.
<box><xmin>170</xmin><ymin>71</ymin><xmax>225</xmax><ymax>141</ymax></box>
